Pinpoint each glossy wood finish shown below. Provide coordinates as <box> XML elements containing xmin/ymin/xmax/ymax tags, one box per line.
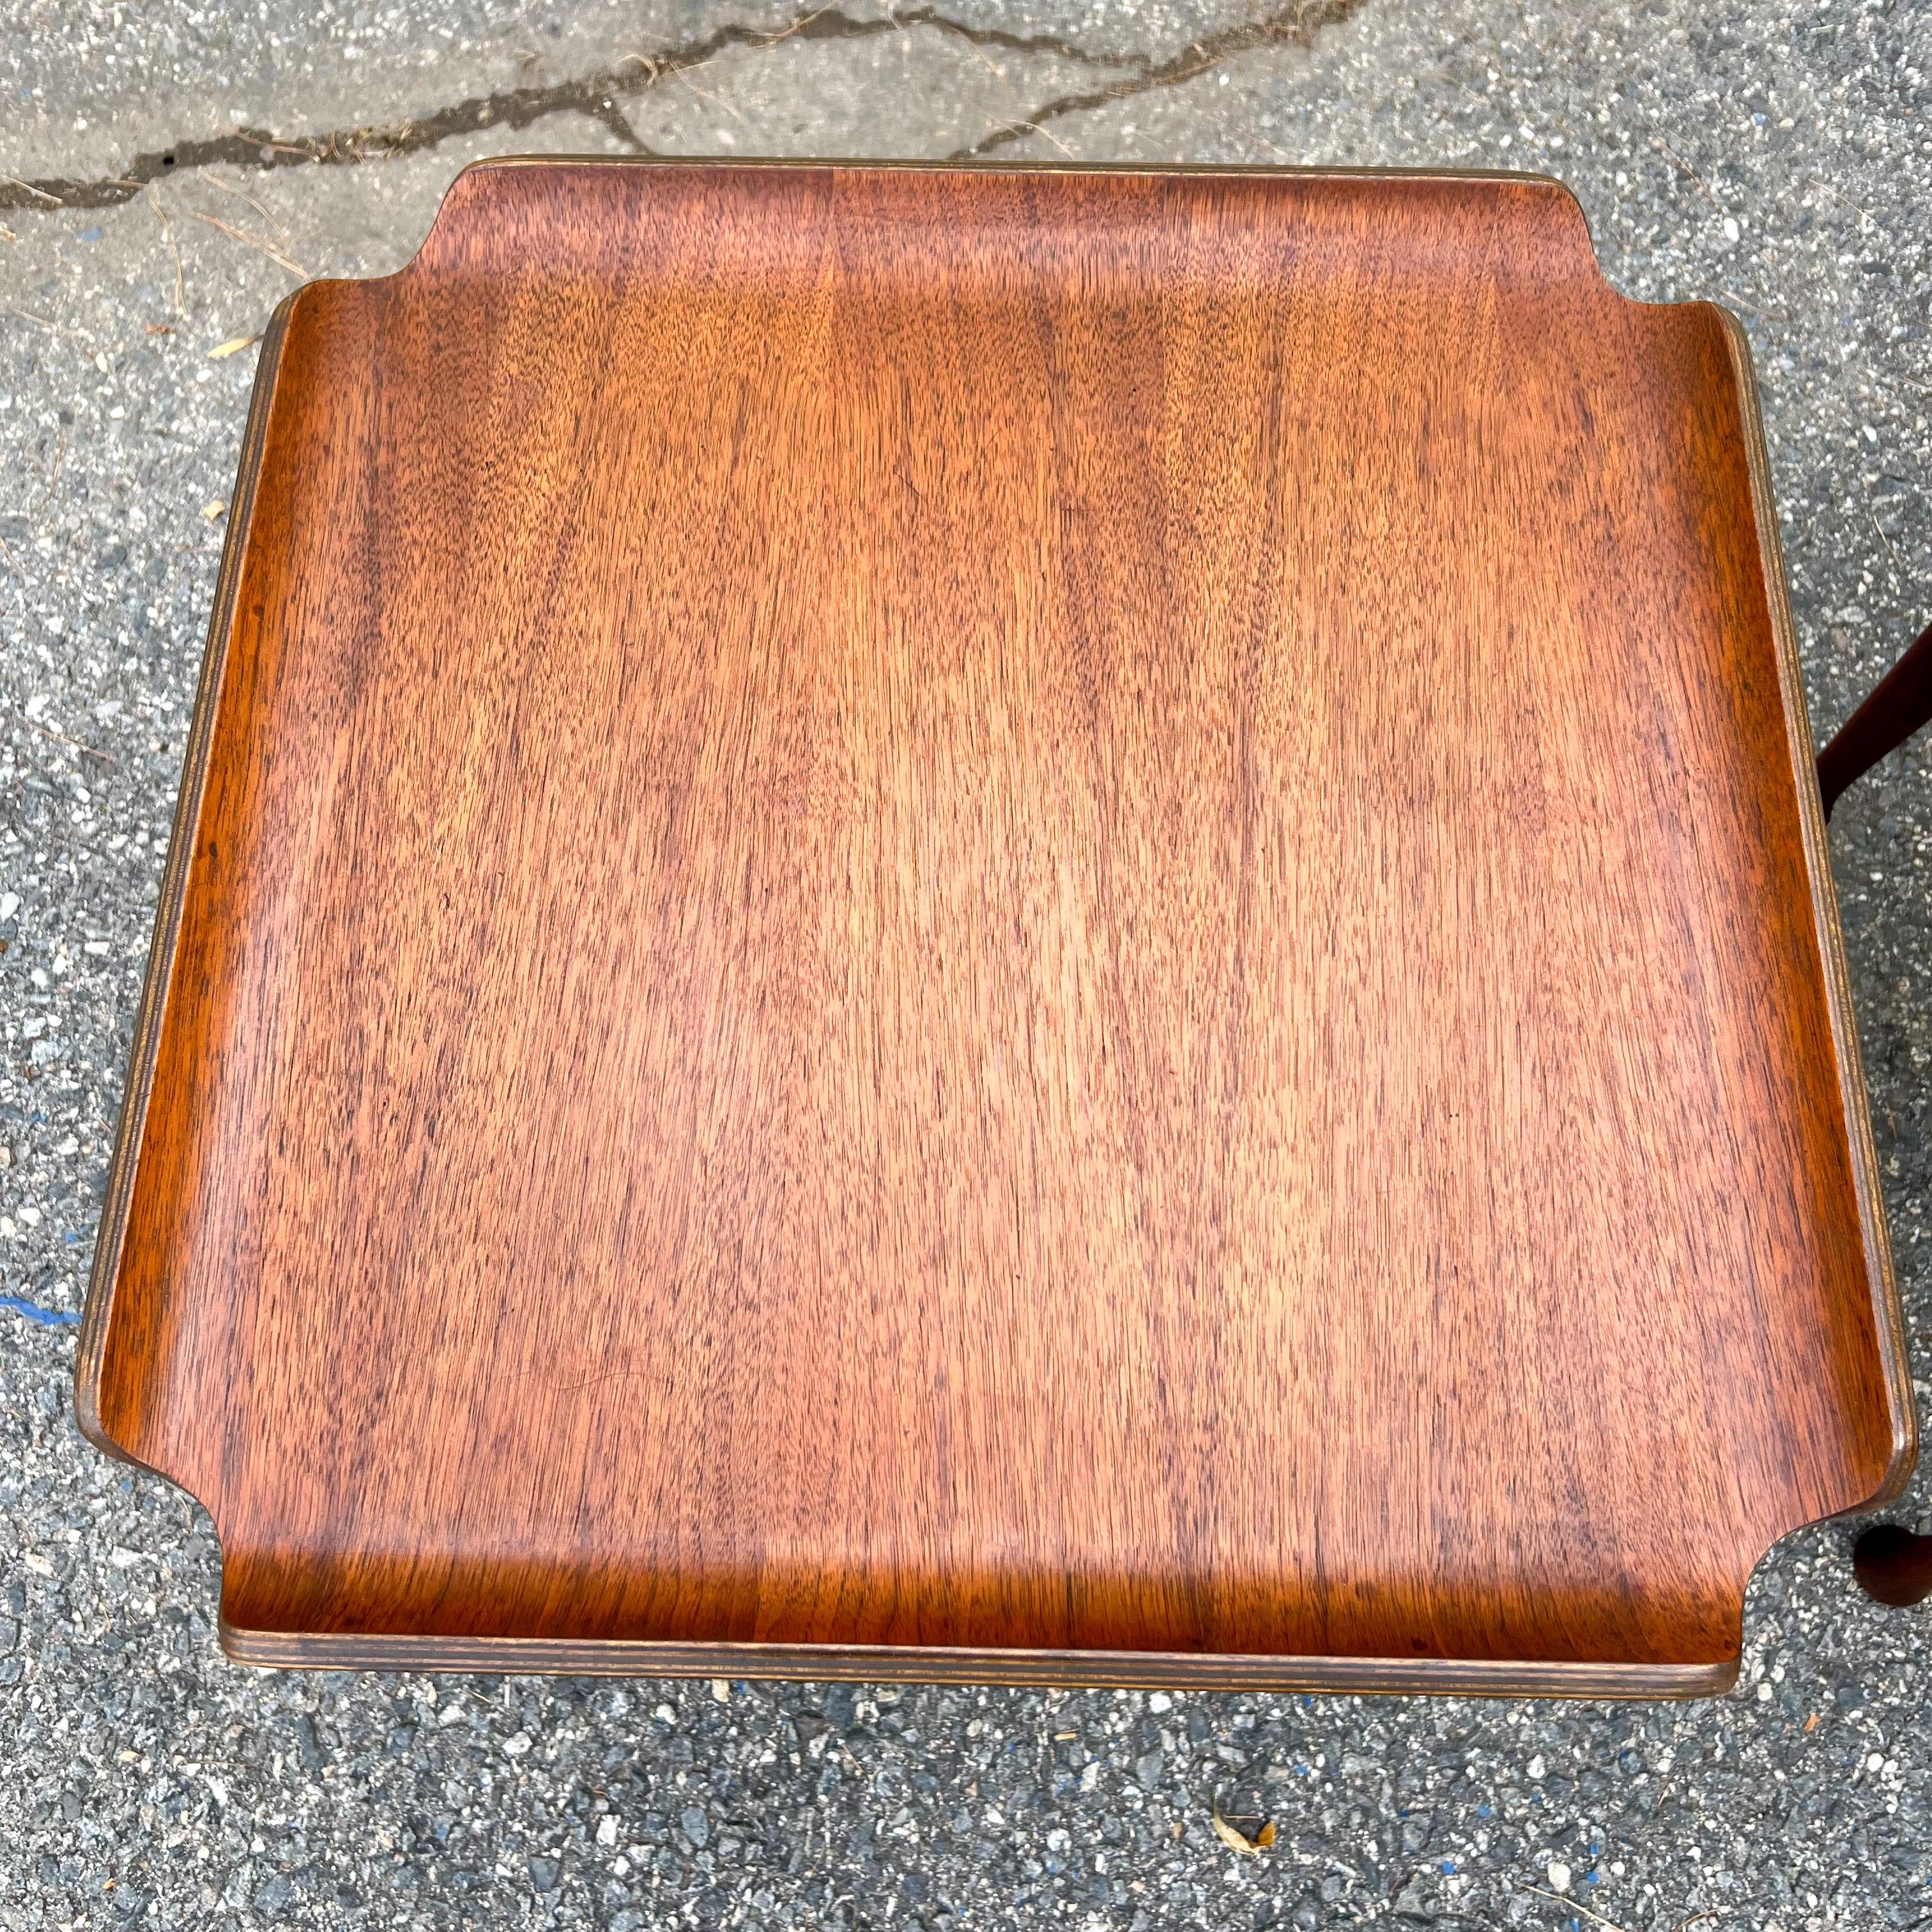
<box><xmin>77</xmin><ymin>162</ymin><xmax>1913</xmax><ymax>1692</ymax></box>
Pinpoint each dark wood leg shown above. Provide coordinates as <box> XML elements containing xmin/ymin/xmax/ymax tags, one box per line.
<box><xmin>1853</xmin><ymin>1522</ymin><xmax>1932</xmax><ymax>1607</ymax></box>
<box><xmin>1816</xmin><ymin>618</ymin><xmax>1932</xmax><ymax>819</ymax></box>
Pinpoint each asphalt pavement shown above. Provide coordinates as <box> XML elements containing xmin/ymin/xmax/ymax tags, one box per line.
<box><xmin>2</xmin><ymin>1</ymin><xmax>1930</xmax><ymax>1927</ymax></box>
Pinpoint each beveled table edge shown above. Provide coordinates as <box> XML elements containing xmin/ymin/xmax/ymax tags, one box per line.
<box><xmin>1719</xmin><ymin>308</ymin><xmax>1917</xmax><ymax>1501</ymax></box>
<box><xmin>219</xmin><ymin>1620</ymin><xmax>1737</xmax><ymax>1700</ymax></box>
<box><xmin>72</xmin><ymin>162</ymin><xmax>1918</xmax><ymax>1690</ymax></box>
<box><xmin>74</xmin><ymin>288</ymin><xmax>296</xmax><ymax>1463</ymax></box>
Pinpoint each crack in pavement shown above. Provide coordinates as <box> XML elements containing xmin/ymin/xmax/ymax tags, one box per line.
<box><xmin>0</xmin><ymin>6</ymin><xmax>1123</xmax><ymax>212</ymax></box>
<box><xmin>0</xmin><ymin>0</ymin><xmax>1369</xmax><ymax>215</ymax></box>
<box><xmin>947</xmin><ymin>0</ymin><xmax>1367</xmax><ymax>159</ymax></box>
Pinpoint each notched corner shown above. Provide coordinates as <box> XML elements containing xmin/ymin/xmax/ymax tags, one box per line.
<box><xmin>69</xmin><ymin>1343</ymin><xmax>131</xmax><ymax>1467</ymax></box>
<box><xmin>1685</xmin><ymin>1652</ymin><xmax>1742</xmax><ymax>1703</ymax></box>
<box><xmin>377</xmin><ymin>155</ymin><xmax>541</xmax><ymax>289</ymax></box>
<box><xmin>1522</xmin><ymin>173</ymin><xmax>1726</xmax><ymax>332</ymax></box>
<box><xmin>217</xmin><ymin>1612</ymin><xmax>294</xmax><ymax>1672</ymax></box>
<box><xmin>1489</xmin><ymin>168</ymin><xmax>1620</xmax><ymax>288</ymax></box>
<box><xmin>1852</xmin><ymin>1393</ymin><xmax>1919</xmax><ymax>1516</ymax></box>
<box><xmin>70</xmin><ymin>1370</ymin><xmax>137</xmax><ymax>1475</ymax></box>
<box><xmin>272</xmin><ymin>162</ymin><xmax>514</xmax><ymax>313</ymax></box>
<box><xmin>72</xmin><ymin>1196</ymin><xmax>146</xmax><ymax>1475</ymax></box>
<box><xmin>1883</xmin><ymin>1403</ymin><xmax>1921</xmax><ymax>1506</ymax></box>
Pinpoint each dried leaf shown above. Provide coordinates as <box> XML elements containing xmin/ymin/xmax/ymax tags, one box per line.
<box><xmin>1210</xmin><ymin>1800</ymin><xmax>1273</xmax><ymax>1856</ymax></box>
<box><xmin>208</xmin><ymin>335</ymin><xmax>259</xmax><ymax>360</ymax></box>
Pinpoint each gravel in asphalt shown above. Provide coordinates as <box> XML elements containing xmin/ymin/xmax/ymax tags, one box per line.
<box><xmin>2</xmin><ymin>2</ymin><xmax>1930</xmax><ymax>1927</ymax></box>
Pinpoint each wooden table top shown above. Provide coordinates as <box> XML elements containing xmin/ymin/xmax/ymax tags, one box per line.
<box><xmin>78</xmin><ymin>161</ymin><xmax>1913</xmax><ymax>1694</ymax></box>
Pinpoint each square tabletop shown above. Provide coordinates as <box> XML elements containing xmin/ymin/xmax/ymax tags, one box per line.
<box><xmin>79</xmin><ymin>161</ymin><xmax>1913</xmax><ymax>1694</ymax></box>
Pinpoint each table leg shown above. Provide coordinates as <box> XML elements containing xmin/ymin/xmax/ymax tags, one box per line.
<box><xmin>1852</xmin><ymin>1522</ymin><xmax>1932</xmax><ymax>1607</ymax></box>
<box><xmin>1816</xmin><ymin>618</ymin><xmax>1932</xmax><ymax>819</ymax></box>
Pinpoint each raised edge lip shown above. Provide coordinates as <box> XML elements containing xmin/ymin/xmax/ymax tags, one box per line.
<box><xmin>219</xmin><ymin>1618</ymin><xmax>1738</xmax><ymax>1699</ymax></box>
<box><xmin>72</xmin><ymin>295</ymin><xmax>299</xmax><ymax>1474</ymax></box>
<box><xmin>457</xmin><ymin>153</ymin><xmax>1579</xmax><ymax>187</ymax></box>
<box><xmin>342</xmin><ymin>158</ymin><xmax>1721</xmax><ymax>371</ymax></box>
<box><xmin>373</xmin><ymin>155</ymin><xmax>1603</xmax><ymax>306</ymax></box>
<box><xmin>1715</xmin><ymin>305</ymin><xmax>1920</xmax><ymax>1515</ymax></box>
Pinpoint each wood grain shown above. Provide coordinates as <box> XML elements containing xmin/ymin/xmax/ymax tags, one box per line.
<box><xmin>77</xmin><ymin>161</ymin><xmax>1914</xmax><ymax>1692</ymax></box>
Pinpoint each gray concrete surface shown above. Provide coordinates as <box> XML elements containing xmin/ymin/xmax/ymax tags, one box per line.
<box><xmin>3</xmin><ymin>1</ymin><xmax>1931</xmax><ymax>1927</ymax></box>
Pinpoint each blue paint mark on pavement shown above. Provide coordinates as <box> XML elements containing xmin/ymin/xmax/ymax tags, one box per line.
<box><xmin>1</xmin><ymin>1294</ymin><xmax>81</xmax><ymax>1329</ymax></box>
